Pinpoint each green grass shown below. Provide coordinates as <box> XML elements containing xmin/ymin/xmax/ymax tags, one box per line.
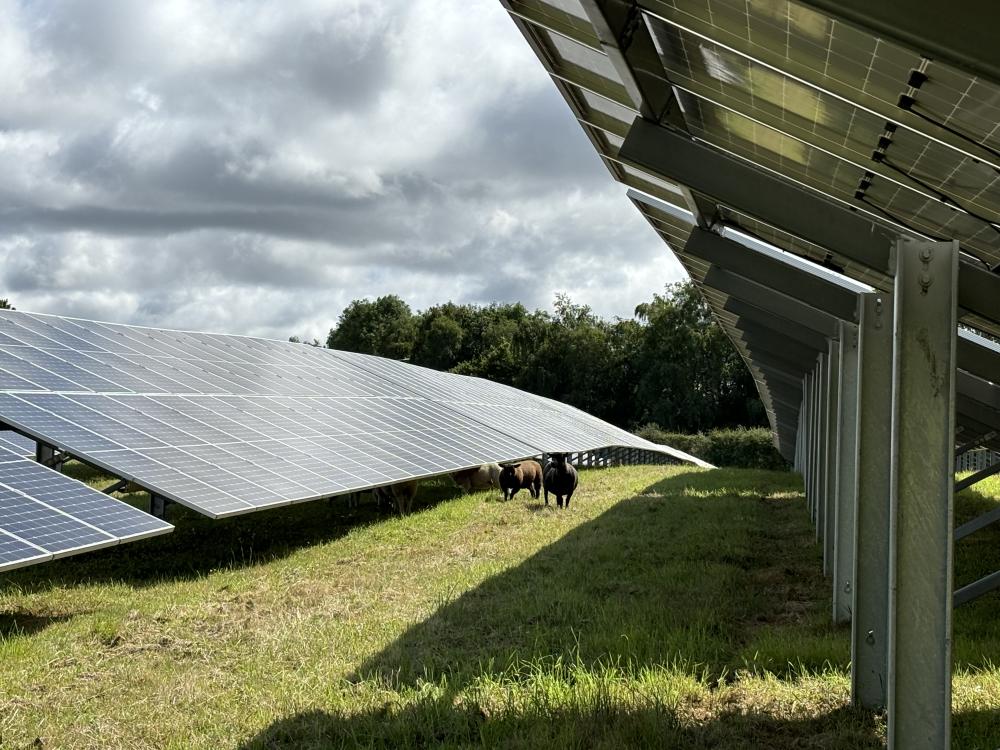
<box><xmin>0</xmin><ymin>464</ymin><xmax>998</xmax><ymax>748</ymax></box>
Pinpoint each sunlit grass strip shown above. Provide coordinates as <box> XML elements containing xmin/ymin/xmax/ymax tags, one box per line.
<box><xmin>0</xmin><ymin>463</ymin><xmax>997</xmax><ymax>748</ymax></box>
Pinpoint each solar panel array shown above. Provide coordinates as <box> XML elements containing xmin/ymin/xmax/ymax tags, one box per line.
<box><xmin>508</xmin><ymin>1</ymin><xmax>1000</xmax><ymax>741</ymax></box>
<box><xmin>502</xmin><ymin>0</ymin><xmax>1000</xmax><ymax>457</ymax></box>
<box><xmin>0</xmin><ymin>440</ymin><xmax>172</xmax><ymax>572</ymax></box>
<box><xmin>0</xmin><ymin>309</ymin><xmax>708</xmax><ymax>521</ymax></box>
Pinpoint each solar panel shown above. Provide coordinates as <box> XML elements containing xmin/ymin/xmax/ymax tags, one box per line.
<box><xmin>0</xmin><ymin>457</ymin><xmax>172</xmax><ymax>573</ymax></box>
<box><xmin>0</xmin><ymin>309</ymin><xmax>706</xmax><ymax>519</ymax></box>
<box><xmin>0</xmin><ymin>432</ymin><xmax>34</xmax><ymax>457</ymax></box>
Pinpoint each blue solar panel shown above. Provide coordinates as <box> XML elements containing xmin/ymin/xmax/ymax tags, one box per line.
<box><xmin>0</xmin><ymin>432</ymin><xmax>33</xmax><ymax>457</ymax></box>
<box><xmin>0</xmin><ymin>530</ymin><xmax>48</xmax><ymax>570</ymax></box>
<box><xmin>0</xmin><ymin>458</ymin><xmax>172</xmax><ymax>573</ymax></box>
<box><xmin>0</xmin><ymin>461</ymin><xmax>170</xmax><ymax>540</ymax></box>
<box><xmin>0</xmin><ymin>309</ymin><xmax>706</xmax><ymax>520</ymax></box>
<box><xmin>0</xmin><ymin>484</ymin><xmax>114</xmax><ymax>554</ymax></box>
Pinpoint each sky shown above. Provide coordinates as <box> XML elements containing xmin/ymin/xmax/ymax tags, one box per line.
<box><xmin>0</xmin><ymin>0</ymin><xmax>685</xmax><ymax>341</ymax></box>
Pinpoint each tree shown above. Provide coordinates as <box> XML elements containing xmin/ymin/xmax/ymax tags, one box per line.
<box><xmin>327</xmin><ymin>295</ymin><xmax>416</xmax><ymax>359</ymax></box>
<box><xmin>313</xmin><ymin>282</ymin><xmax>765</xmax><ymax>432</ymax></box>
<box><xmin>0</xmin><ymin>299</ymin><xmax>14</xmax><ymax>310</ymax></box>
<box><xmin>411</xmin><ymin>307</ymin><xmax>465</xmax><ymax>370</ymax></box>
<box><xmin>632</xmin><ymin>282</ymin><xmax>763</xmax><ymax>431</ymax></box>
<box><xmin>517</xmin><ymin>295</ymin><xmax>621</xmax><ymax>420</ymax></box>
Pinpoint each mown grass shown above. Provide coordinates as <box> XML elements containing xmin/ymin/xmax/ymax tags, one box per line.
<box><xmin>0</xmin><ymin>464</ymin><xmax>998</xmax><ymax>748</ymax></box>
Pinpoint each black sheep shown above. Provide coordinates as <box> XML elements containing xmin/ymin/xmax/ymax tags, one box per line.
<box><xmin>543</xmin><ymin>453</ymin><xmax>578</xmax><ymax>508</ymax></box>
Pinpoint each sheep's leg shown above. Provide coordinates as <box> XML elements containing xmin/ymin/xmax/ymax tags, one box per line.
<box><xmin>565</xmin><ymin>490</ymin><xmax>573</xmax><ymax>509</ymax></box>
<box><xmin>544</xmin><ymin>488</ymin><xmax>549</xmax><ymax>506</ymax></box>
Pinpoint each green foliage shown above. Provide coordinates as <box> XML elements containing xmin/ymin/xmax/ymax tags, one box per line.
<box><xmin>324</xmin><ymin>282</ymin><xmax>767</xmax><ymax>432</ymax></box>
<box><xmin>326</xmin><ymin>295</ymin><xmax>416</xmax><ymax>359</ymax></box>
<box><xmin>632</xmin><ymin>283</ymin><xmax>763</xmax><ymax>431</ymax></box>
<box><xmin>0</xmin><ymin>298</ymin><xmax>14</xmax><ymax>310</ymax></box>
<box><xmin>637</xmin><ymin>424</ymin><xmax>788</xmax><ymax>470</ymax></box>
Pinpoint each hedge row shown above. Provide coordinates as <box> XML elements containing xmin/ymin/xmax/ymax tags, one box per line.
<box><xmin>636</xmin><ymin>424</ymin><xmax>789</xmax><ymax>471</ymax></box>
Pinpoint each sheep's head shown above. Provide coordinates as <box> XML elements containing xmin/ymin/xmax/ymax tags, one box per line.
<box><xmin>499</xmin><ymin>463</ymin><xmax>520</xmax><ymax>481</ymax></box>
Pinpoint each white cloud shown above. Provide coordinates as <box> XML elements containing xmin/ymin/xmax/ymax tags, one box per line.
<box><xmin>0</xmin><ymin>0</ymin><xmax>684</xmax><ymax>338</ymax></box>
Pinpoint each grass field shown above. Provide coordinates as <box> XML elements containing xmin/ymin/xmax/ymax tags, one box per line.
<box><xmin>1</xmin><ymin>463</ymin><xmax>999</xmax><ymax>749</ymax></box>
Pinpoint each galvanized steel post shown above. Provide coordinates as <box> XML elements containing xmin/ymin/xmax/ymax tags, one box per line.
<box><xmin>833</xmin><ymin>320</ymin><xmax>860</xmax><ymax>623</ymax></box>
<box><xmin>886</xmin><ymin>239</ymin><xmax>958</xmax><ymax>749</ymax></box>
<box><xmin>816</xmin><ymin>351</ymin><xmax>828</xmax><ymax>539</ymax></box>
<box><xmin>825</xmin><ymin>343</ymin><xmax>841</xmax><ymax>576</ymax></box>
<box><xmin>852</xmin><ymin>292</ymin><xmax>893</xmax><ymax>709</ymax></box>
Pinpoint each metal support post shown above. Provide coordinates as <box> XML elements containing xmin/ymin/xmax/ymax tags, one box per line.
<box><xmin>886</xmin><ymin>239</ymin><xmax>958</xmax><ymax>749</ymax></box>
<box><xmin>809</xmin><ymin>364</ymin><xmax>820</xmax><ymax>525</ymax></box>
<box><xmin>816</xmin><ymin>352</ymin><xmax>828</xmax><ymax>536</ymax></box>
<box><xmin>149</xmin><ymin>493</ymin><xmax>172</xmax><ymax>519</ymax></box>
<box><xmin>852</xmin><ymin>292</ymin><xmax>893</xmax><ymax>710</ymax></box>
<box><xmin>804</xmin><ymin>371</ymin><xmax>814</xmax><ymax>515</ymax></box>
<box><xmin>35</xmin><ymin>442</ymin><xmax>55</xmax><ymax>467</ymax></box>
<box><xmin>833</xmin><ymin>320</ymin><xmax>860</xmax><ymax>623</ymax></box>
<box><xmin>824</xmin><ymin>340</ymin><xmax>841</xmax><ymax>577</ymax></box>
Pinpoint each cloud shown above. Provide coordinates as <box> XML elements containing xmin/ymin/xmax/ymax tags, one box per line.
<box><xmin>0</xmin><ymin>0</ymin><xmax>684</xmax><ymax>341</ymax></box>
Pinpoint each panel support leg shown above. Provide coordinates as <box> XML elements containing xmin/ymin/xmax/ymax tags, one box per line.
<box><xmin>801</xmin><ymin>372</ymin><xmax>811</xmax><ymax>507</ymax></box>
<box><xmin>824</xmin><ymin>342</ymin><xmax>841</xmax><ymax>577</ymax></box>
<box><xmin>150</xmin><ymin>493</ymin><xmax>172</xmax><ymax>519</ymax></box>
<box><xmin>852</xmin><ymin>292</ymin><xmax>893</xmax><ymax>709</ymax></box>
<box><xmin>816</xmin><ymin>352</ymin><xmax>828</xmax><ymax>539</ymax></box>
<box><xmin>809</xmin><ymin>363</ymin><xmax>816</xmax><ymax>524</ymax></box>
<box><xmin>833</xmin><ymin>321</ymin><xmax>860</xmax><ymax>623</ymax></box>
<box><xmin>886</xmin><ymin>239</ymin><xmax>957</xmax><ymax>749</ymax></box>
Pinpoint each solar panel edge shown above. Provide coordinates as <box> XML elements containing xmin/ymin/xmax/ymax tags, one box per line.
<box><xmin>0</xmin><ymin>551</ymin><xmax>53</xmax><ymax>574</ymax></box>
<box><xmin>0</xmin><ymin>526</ymin><xmax>53</xmax><ymax>573</ymax></box>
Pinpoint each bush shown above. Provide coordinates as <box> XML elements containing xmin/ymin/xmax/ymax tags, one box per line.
<box><xmin>636</xmin><ymin>424</ymin><xmax>789</xmax><ymax>471</ymax></box>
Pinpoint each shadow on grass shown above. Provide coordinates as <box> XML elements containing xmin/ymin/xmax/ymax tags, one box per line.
<box><xmin>238</xmin><ymin>469</ymin><xmax>889</xmax><ymax>748</ymax></box>
<box><xmin>0</xmin><ymin>467</ymin><xmax>468</xmax><ymax>593</ymax></box>
<box><xmin>355</xmin><ymin>469</ymin><xmax>834</xmax><ymax>687</ymax></box>
<box><xmin>0</xmin><ymin>607</ymin><xmax>79</xmax><ymax>638</ymax></box>
<box><xmin>236</xmin><ymin>703</ymin><xmax>883</xmax><ymax>750</ymax></box>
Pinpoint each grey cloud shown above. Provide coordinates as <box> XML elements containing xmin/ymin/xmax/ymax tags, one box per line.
<box><xmin>0</xmin><ymin>0</ymin><xmax>683</xmax><ymax>338</ymax></box>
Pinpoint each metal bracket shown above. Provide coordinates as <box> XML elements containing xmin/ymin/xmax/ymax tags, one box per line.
<box><xmin>101</xmin><ymin>479</ymin><xmax>129</xmax><ymax>495</ymax></box>
<box><xmin>955</xmin><ymin>460</ymin><xmax>1000</xmax><ymax>492</ymax></box>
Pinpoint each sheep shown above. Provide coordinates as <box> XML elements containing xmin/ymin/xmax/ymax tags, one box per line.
<box><xmin>372</xmin><ymin>480</ymin><xmax>419</xmax><ymax>515</ymax></box>
<box><xmin>543</xmin><ymin>453</ymin><xmax>578</xmax><ymax>509</ymax></box>
<box><xmin>498</xmin><ymin>460</ymin><xmax>543</xmax><ymax>501</ymax></box>
<box><xmin>451</xmin><ymin>463</ymin><xmax>501</xmax><ymax>493</ymax></box>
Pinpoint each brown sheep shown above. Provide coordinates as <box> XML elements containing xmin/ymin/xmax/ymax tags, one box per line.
<box><xmin>498</xmin><ymin>460</ymin><xmax>543</xmax><ymax>501</ymax></box>
<box><xmin>372</xmin><ymin>480</ymin><xmax>419</xmax><ymax>515</ymax></box>
<box><xmin>451</xmin><ymin>463</ymin><xmax>501</xmax><ymax>493</ymax></box>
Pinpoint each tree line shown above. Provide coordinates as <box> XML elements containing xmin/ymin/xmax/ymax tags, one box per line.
<box><xmin>315</xmin><ymin>282</ymin><xmax>765</xmax><ymax>433</ymax></box>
